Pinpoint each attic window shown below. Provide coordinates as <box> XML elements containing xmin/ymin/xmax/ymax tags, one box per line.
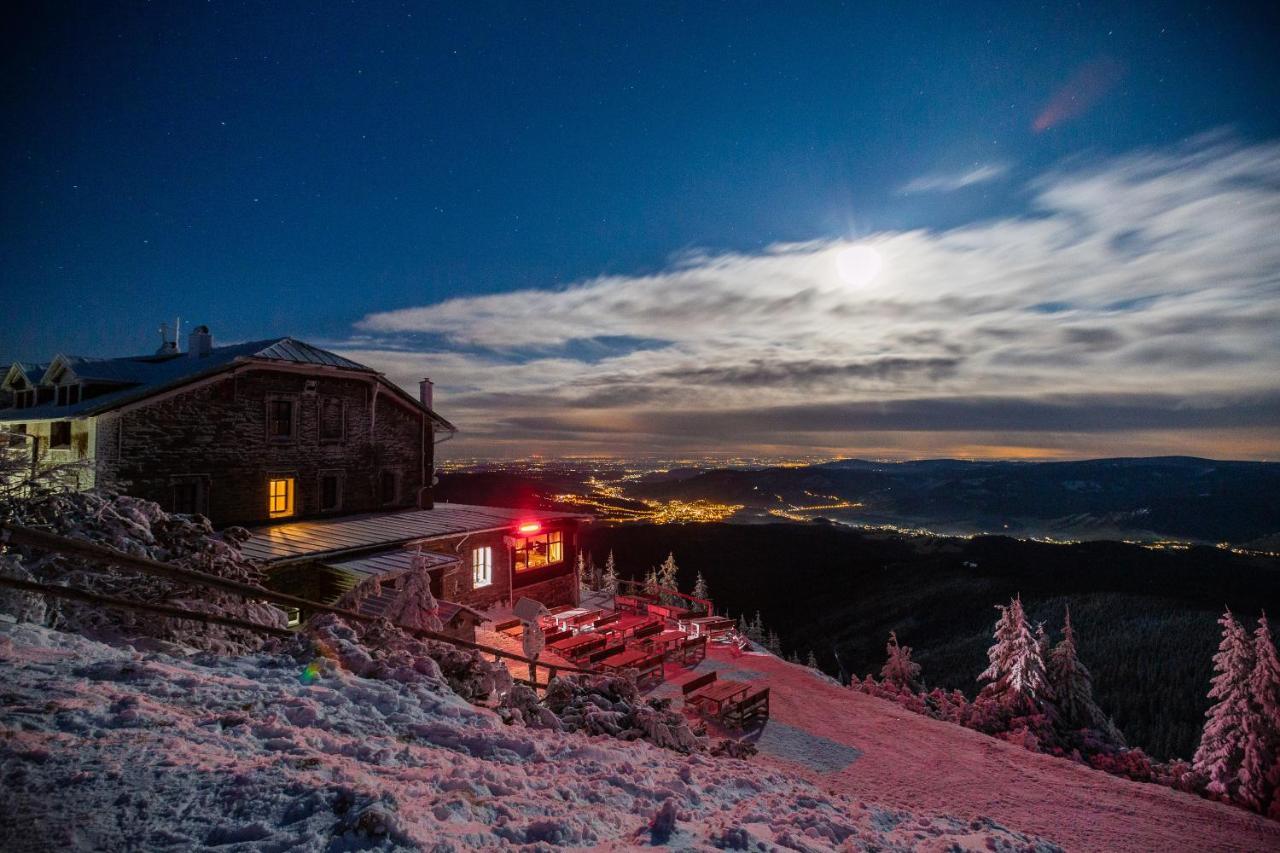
<box><xmin>55</xmin><ymin>384</ymin><xmax>81</xmax><ymax>406</ymax></box>
<box><xmin>14</xmin><ymin>390</ymin><xmax>34</xmax><ymax>409</ymax></box>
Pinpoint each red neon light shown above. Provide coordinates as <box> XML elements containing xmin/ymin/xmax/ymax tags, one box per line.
<box><xmin>517</xmin><ymin>521</ymin><xmax>542</xmax><ymax>534</ymax></box>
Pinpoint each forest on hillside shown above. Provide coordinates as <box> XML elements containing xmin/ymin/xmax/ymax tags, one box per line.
<box><xmin>581</xmin><ymin>522</ymin><xmax>1280</xmax><ymax>760</ymax></box>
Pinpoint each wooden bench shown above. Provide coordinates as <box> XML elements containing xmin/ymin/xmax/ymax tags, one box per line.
<box><xmin>591</xmin><ymin>611</ymin><xmax>622</xmax><ymax>630</ymax></box>
<box><xmin>681</xmin><ymin>670</ymin><xmax>717</xmax><ymax>708</ymax></box>
<box><xmin>634</xmin><ymin>651</ymin><xmax>665</xmax><ymax>687</ymax></box>
<box><xmin>564</xmin><ymin>635</ymin><xmax>606</xmax><ymax>662</ymax></box>
<box><xmin>587</xmin><ymin>641</ymin><xmax>625</xmax><ymax>664</ymax></box>
<box><xmin>547</xmin><ymin>604</ymin><xmax>575</xmax><ymax>615</ymax></box>
<box><xmin>494</xmin><ymin>618</ymin><xmax>523</xmax><ymax>636</ymax></box>
<box><xmin>614</xmin><ymin>594</ymin><xmax>645</xmax><ymax>614</ymax></box>
<box><xmin>723</xmin><ymin>687</ymin><xmax>770</xmax><ymax>729</ymax></box>
<box><xmin>678</xmin><ymin>635</ymin><xmax>707</xmax><ymax>666</ymax></box>
<box><xmin>631</xmin><ymin>621</ymin><xmax>663</xmax><ymax>641</ymax></box>
<box><xmin>543</xmin><ymin>629</ymin><xmax>572</xmax><ymax>645</ymax></box>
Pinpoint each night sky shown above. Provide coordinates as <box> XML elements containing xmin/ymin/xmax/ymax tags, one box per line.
<box><xmin>4</xmin><ymin>2</ymin><xmax>1279</xmax><ymax>458</ymax></box>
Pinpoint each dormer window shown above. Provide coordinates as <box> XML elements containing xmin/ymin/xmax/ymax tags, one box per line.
<box><xmin>14</xmin><ymin>389</ymin><xmax>34</xmax><ymax>409</ymax></box>
<box><xmin>55</xmin><ymin>384</ymin><xmax>81</xmax><ymax>406</ymax></box>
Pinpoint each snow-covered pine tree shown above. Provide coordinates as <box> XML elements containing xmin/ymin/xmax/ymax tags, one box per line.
<box><xmin>585</xmin><ymin>551</ymin><xmax>598</xmax><ymax>590</ymax></box>
<box><xmin>1193</xmin><ymin>608</ymin><xmax>1256</xmax><ymax>803</ymax></box>
<box><xmin>978</xmin><ymin>594</ymin><xmax>1050</xmax><ymax>713</ymax></box>
<box><xmin>880</xmin><ymin>630</ymin><xmax>923</xmax><ymax>691</ymax></box>
<box><xmin>643</xmin><ymin>567</ymin><xmax>659</xmax><ymax>597</ymax></box>
<box><xmin>1047</xmin><ymin>606</ymin><xmax>1121</xmax><ymax>742</ymax></box>
<box><xmin>747</xmin><ymin>612</ymin><xmax>766</xmax><ymax>643</ymax></box>
<box><xmin>691</xmin><ymin>570</ymin><xmax>709</xmax><ymax>613</ymax></box>
<box><xmin>657</xmin><ymin>552</ymin><xmax>679</xmax><ymax>604</ymax></box>
<box><xmin>577</xmin><ymin>551</ymin><xmax>589</xmax><ymax>592</ymax></box>
<box><xmin>1241</xmin><ymin>612</ymin><xmax>1280</xmax><ymax>813</ymax></box>
<box><xmin>601</xmin><ymin>550</ymin><xmax>619</xmax><ymax>595</ymax></box>
<box><xmin>737</xmin><ymin>613</ymin><xmax>750</xmax><ymax>634</ymax></box>
<box><xmin>806</xmin><ymin>650</ymin><xmax>820</xmax><ymax>670</ymax></box>
<box><xmin>765</xmin><ymin>629</ymin><xmax>782</xmax><ymax>655</ymax></box>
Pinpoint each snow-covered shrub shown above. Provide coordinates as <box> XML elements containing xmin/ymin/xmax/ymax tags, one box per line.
<box><xmin>0</xmin><ymin>490</ymin><xmax>283</xmax><ymax>653</ymax></box>
<box><xmin>500</xmin><ymin>672</ymin><xmax>709</xmax><ymax>754</ymax></box>
<box><xmin>305</xmin><ymin>613</ymin><xmax>512</xmax><ymax>702</ymax></box>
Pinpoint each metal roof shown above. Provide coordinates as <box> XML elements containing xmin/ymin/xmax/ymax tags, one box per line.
<box><xmin>327</xmin><ymin>548</ymin><xmax>460</xmax><ymax>579</ymax></box>
<box><xmin>242</xmin><ymin>503</ymin><xmax>589</xmax><ymax>564</ymax></box>
<box><xmin>0</xmin><ymin>337</ymin><xmax>455</xmax><ymax>431</ymax></box>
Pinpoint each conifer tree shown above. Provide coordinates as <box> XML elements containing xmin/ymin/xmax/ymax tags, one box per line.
<box><xmin>747</xmin><ymin>611</ymin><xmax>766</xmax><ymax>643</ymax></box>
<box><xmin>691</xmin><ymin>571</ymin><xmax>709</xmax><ymax>612</ymax></box>
<box><xmin>600</xmin><ymin>550</ymin><xmax>619</xmax><ymax>594</ymax></box>
<box><xmin>643</xmin><ymin>566</ymin><xmax>659</xmax><ymax>597</ymax></box>
<box><xmin>657</xmin><ymin>552</ymin><xmax>679</xmax><ymax>604</ymax></box>
<box><xmin>1241</xmin><ymin>613</ymin><xmax>1280</xmax><ymax>812</ymax></box>
<box><xmin>1047</xmin><ymin>606</ymin><xmax>1121</xmax><ymax>742</ymax></box>
<box><xmin>576</xmin><ymin>552</ymin><xmax>588</xmax><ymax>592</ymax></box>
<box><xmin>585</xmin><ymin>551</ymin><xmax>598</xmax><ymax>589</ymax></box>
<box><xmin>737</xmin><ymin>612</ymin><xmax>750</xmax><ymax>635</ymax></box>
<box><xmin>1194</xmin><ymin>608</ymin><xmax>1256</xmax><ymax>802</ymax></box>
<box><xmin>806</xmin><ymin>650</ymin><xmax>820</xmax><ymax>670</ymax></box>
<box><xmin>978</xmin><ymin>594</ymin><xmax>1050</xmax><ymax>713</ymax></box>
<box><xmin>880</xmin><ymin>630</ymin><xmax>923</xmax><ymax>691</ymax></box>
<box><xmin>765</xmin><ymin>629</ymin><xmax>782</xmax><ymax>655</ymax></box>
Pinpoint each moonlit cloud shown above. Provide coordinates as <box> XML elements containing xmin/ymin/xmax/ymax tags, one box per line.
<box><xmin>898</xmin><ymin>163</ymin><xmax>1009</xmax><ymax>194</ymax></box>
<box><xmin>343</xmin><ymin>133</ymin><xmax>1280</xmax><ymax>459</ymax></box>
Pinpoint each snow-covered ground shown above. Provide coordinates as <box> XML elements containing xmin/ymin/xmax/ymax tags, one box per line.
<box><xmin>0</xmin><ymin>619</ymin><xmax>1060</xmax><ymax>851</ymax></box>
<box><xmin>695</xmin><ymin>647</ymin><xmax>1280</xmax><ymax>852</ymax></box>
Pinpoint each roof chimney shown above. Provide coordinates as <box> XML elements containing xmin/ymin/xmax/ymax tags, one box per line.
<box><xmin>419</xmin><ymin>378</ymin><xmax>434</xmax><ymax>410</ymax></box>
<box><xmin>187</xmin><ymin>325</ymin><xmax>213</xmax><ymax>358</ymax></box>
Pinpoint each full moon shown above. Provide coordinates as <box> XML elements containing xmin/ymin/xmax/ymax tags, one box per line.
<box><xmin>835</xmin><ymin>245</ymin><xmax>884</xmax><ymax>287</ymax></box>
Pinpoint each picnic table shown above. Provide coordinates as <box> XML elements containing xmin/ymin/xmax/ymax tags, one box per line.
<box><xmin>547</xmin><ymin>607</ymin><xmax>592</xmax><ymax>629</ymax></box>
<box><xmin>549</xmin><ymin>633</ymin><xmax>602</xmax><ymax>655</ymax></box>
<box><xmin>647</xmin><ymin>603</ymin><xmax>693</xmax><ymax>621</ymax></box>
<box><xmin>567</xmin><ymin>608</ymin><xmax>604</xmax><ymax>628</ymax></box>
<box><xmin>614</xmin><ymin>594</ymin><xmax>646</xmax><ymax>614</ymax></box>
<box><xmin>683</xmin><ymin>616</ymin><xmax>735</xmax><ymax>639</ymax></box>
<box><xmin>648</xmin><ymin>629</ymin><xmax>687</xmax><ymax>656</ymax></box>
<box><xmin>689</xmin><ymin>679</ymin><xmax>750</xmax><ymax>716</ymax></box>
<box><xmin>598</xmin><ymin>648</ymin><xmax>649</xmax><ymax>672</ymax></box>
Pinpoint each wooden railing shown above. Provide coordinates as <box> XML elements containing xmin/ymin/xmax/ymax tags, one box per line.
<box><xmin>0</xmin><ymin>522</ymin><xmax>594</xmax><ymax>689</ymax></box>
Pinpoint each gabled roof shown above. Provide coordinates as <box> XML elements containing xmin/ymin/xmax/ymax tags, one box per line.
<box><xmin>0</xmin><ymin>337</ymin><xmax>455</xmax><ymax>431</ymax></box>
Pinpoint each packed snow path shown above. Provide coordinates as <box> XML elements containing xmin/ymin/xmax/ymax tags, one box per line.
<box><xmin>0</xmin><ymin>621</ymin><xmax>1057</xmax><ymax>852</ymax></box>
<box><xmin>692</xmin><ymin>647</ymin><xmax>1280</xmax><ymax>852</ymax></box>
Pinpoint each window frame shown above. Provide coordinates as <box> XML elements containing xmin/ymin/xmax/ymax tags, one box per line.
<box><xmin>318</xmin><ymin>470</ymin><xmax>344</xmax><ymax>513</ymax></box>
<box><xmin>379</xmin><ymin>468</ymin><xmax>401</xmax><ymax>506</ymax></box>
<box><xmin>49</xmin><ymin>420</ymin><xmax>72</xmax><ymax>449</ymax></box>
<box><xmin>267</xmin><ymin>476</ymin><xmax>296</xmax><ymax>518</ymax></box>
<box><xmin>170</xmin><ymin>475</ymin><xmax>209</xmax><ymax>516</ymax></box>
<box><xmin>513</xmin><ymin>530</ymin><xmax>564</xmax><ymax>574</ymax></box>
<box><xmin>471</xmin><ymin>546</ymin><xmax>493</xmax><ymax>588</ymax></box>
<box><xmin>318</xmin><ymin>396</ymin><xmax>346</xmax><ymax>444</ymax></box>
<box><xmin>265</xmin><ymin>396</ymin><xmax>297</xmax><ymax>443</ymax></box>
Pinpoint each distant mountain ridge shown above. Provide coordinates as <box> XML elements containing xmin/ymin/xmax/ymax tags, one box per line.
<box><xmin>630</xmin><ymin>456</ymin><xmax>1280</xmax><ymax>544</ymax></box>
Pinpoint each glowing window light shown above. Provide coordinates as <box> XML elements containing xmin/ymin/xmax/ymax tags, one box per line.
<box><xmin>268</xmin><ymin>477</ymin><xmax>295</xmax><ymax>518</ymax></box>
<box><xmin>517</xmin><ymin>521</ymin><xmax>541</xmax><ymax>534</ymax></box>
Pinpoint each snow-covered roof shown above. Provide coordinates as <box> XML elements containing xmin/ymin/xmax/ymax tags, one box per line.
<box><xmin>0</xmin><ymin>337</ymin><xmax>455</xmax><ymax>431</ymax></box>
<box><xmin>242</xmin><ymin>503</ymin><xmax>590</xmax><ymax>564</ymax></box>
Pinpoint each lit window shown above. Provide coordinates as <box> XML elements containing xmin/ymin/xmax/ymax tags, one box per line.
<box><xmin>472</xmin><ymin>546</ymin><xmax>492</xmax><ymax>588</ymax></box>
<box><xmin>268</xmin><ymin>477</ymin><xmax>295</xmax><ymax>518</ymax></box>
<box><xmin>513</xmin><ymin>531</ymin><xmax>563</xmax><ymax>573</ymax></box>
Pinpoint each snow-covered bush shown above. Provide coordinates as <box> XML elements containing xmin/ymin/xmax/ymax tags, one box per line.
<box><xmin>499</xmin><ymin>672</ymin><xmax>708</xmax><ymax>754</ymax></box>
<box><xmin>0</xmin><ymin>490</ymin><xmax>283</xmax><ymax>653</ymax></box>
<box><xmin>305</xmin><ymin>613</ymin><xmax>512</xmax><ymax>702</ymax></box>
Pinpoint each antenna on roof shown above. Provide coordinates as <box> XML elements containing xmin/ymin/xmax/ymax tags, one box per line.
<box><xmin>155</xmin><ymin>318</ymin><xmax>182</xmax><ymax>356</ymax></box>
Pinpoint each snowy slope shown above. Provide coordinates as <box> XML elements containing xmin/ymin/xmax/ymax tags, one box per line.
<box><xmin>0</xmin><ymin>620</ymin><xmax>1058</xmax><ymax>852</ymax></box>
<box><xmin>692</xmin><ymin>648</ymin><xmax>1280</xmax><ymax>852</ymax></box>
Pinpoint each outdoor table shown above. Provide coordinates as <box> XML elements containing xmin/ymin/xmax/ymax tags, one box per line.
<box><xmin>599</xmin><ymin>648</ymin><xmax>648</xmax><ymax>672</ymax></box>
<box><xmin>568</xmin><ymin>608</ymin><xmax>604</xmax><ymax>627</ymax></box>
<box><xmin>649</xmin><ymin>629</ymin><xmax>687</xmax><ymax>656</ymax></box>
<box><xmin>690</xmin><ymin>679</ymin><xmax>750</xmax><ymax>716</ymax></box>
<box><xmin>614</xmin><ymin>594</ymin><xmax>645</xmax><ymax>614</ymax></box>
<box><xmin>647</xmin><ymin>603</ymin><xmax>693</xmax><ymax>621</ymax></box>
<box><xmin>549</xmin><ymin>633</ymin><xmax>601</xmax><ymax>654</ymax></box>
<box><xmin>550</xmin><ymin>607</ymin><xmax>591</xmax><ymax>628</ymax></box>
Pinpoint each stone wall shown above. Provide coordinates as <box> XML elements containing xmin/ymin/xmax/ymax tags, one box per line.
<box><xmin>96</xmin><ymin>367</ymin><xmax>431</xmax><ymax>526</ymax></box>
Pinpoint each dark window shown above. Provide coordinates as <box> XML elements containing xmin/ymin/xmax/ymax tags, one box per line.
<box><xmin>13</xmin><ymin>424</ymin><xmax>26</xmax><ymax>435</ymax></box>
<box><xmin>320</xmin><ymin>474</ymin><xmax>342</xmax><ymax>511</ymax></box>
<box><xmin>319</xmin><ymin>398</ymin><xmax>344</xmax><ymax>442</ymax></box>
<box><xmin>50</xmin><ymin>421</ymin><xmax>71</xmax><ymax>448</ymax></box>
<box><xmin>172</xmin><ymin>481</ymin><xmax>201</xmax><ymax>515</ymax></box>
<box><xmin>268</xmin><ymin>399</ymin><xmax>294</xmax><ymax>440</ymax></box>
<box><xmin>380</xmin><ymin>470</ymin><xmax>398</xmax><ymax>505</ymax></box>
<box><xmin>56</xmin><ymin>386</ymin><xmax>68</xmax><ymax>406</ymax></box>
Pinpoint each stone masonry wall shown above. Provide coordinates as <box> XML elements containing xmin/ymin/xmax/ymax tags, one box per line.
<box><xmin>97</xmin><ymin>367</ymin><xmax>430</xmax><ymax>526</ymax></box>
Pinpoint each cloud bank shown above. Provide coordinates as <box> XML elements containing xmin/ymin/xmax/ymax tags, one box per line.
<box><xmin>898</xmin><ymin>163</ymin><xmax>1009</xmax><ymax>194</ymax></box>
<box><xmin>343</xmin><ymin>132</ymin><xmax>1280</xmax><ymax>459</ymax></box>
